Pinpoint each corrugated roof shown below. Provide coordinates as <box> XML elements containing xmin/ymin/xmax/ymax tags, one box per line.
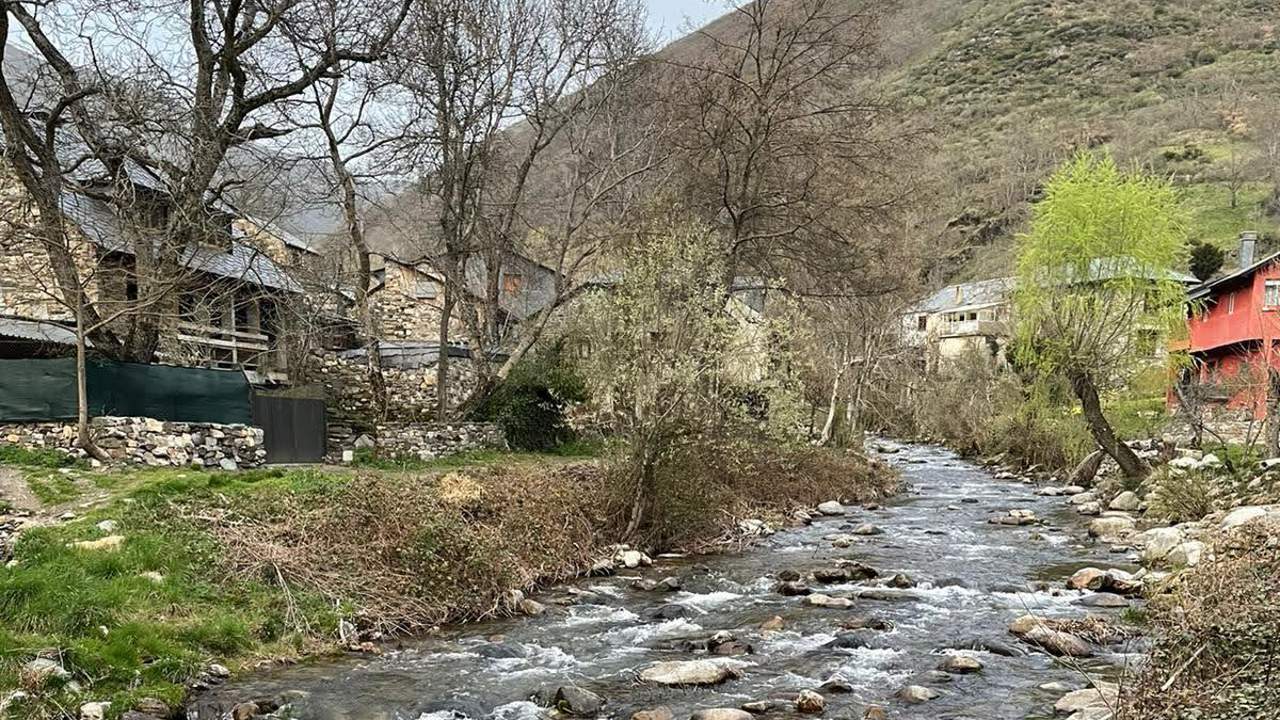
<box><xmin>0</xmin><ymin>316</ymin><xmax>87</xmax><ymax>346</ymax></box>
<box><xmin>58</xmin><ymin>192</ymin><xmax>301</xmax><ymax>293</ymax></box>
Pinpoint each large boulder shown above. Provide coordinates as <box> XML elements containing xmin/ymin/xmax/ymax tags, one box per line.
<box><xmin>553</xmin><ymin>686</ymin><xmax>604</xmax><ymax>716</ymax></box>
<box><xmin>1109</xmin><ymin>491</ymin><xmax>1141</xmax><ymax>511</ymax></box>
<box><xmin>816</xmin><ymin>501</ymin><xmax>845</xmax><ymax>516</ymax></box>
<box><xmin>1022</xmin><ymin>627</ymin><xmax>1093</xmax><ymax>657</ymax></box>
<box><xmin>1221</xmin><ymin>506</ymin><xmax>1277</xmax><ymax>530</ymax></box>
<box><xmin>937</xmin><ymin>655</ymin><xmax>982</xmax><ymax>674</ymax></box>
<box><xmin>806</xmin><ymin>594</ymin><xmax>856</xmax><ymax>609</ymax></box>
<box><xmin>1055</xmin><ymin>683</ymin><xmax>1118</xmax><ymax>715</ymax></box>
<box><xmin>1138</xmin><ymin>526</ymin><xmax>1185</xmax><ymax>563</ymax></box>
<box><xmin>638</xmin><ymin>660</ymin><xmax>744</xmax><ymax>687</ymax></box>
<box><xmin>1088</xmin><ymin>516</ymin><xmax>1135</xmax><ymax>539</ymax></box>
<box><xmin>795</xmin><ymin>690</ymin><xmax>825</xmax><ymax>714</ymax></box>
<box><xmin>1167</xmin><ymin>540</ymin><xmax>1206</xmax><ymax>568</ymax></box>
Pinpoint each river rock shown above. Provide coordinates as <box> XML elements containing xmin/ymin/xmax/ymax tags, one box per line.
<box><xmin>806</xmin><ymin>593</ymin><xmax>855</xmax><ymax>609</ymax></box>
<box><xmin>740</xmin><ymin>700</ymin><xmax>792</xmax><ymax>715</ymax></box>
<box><xmin>776</xmin><ymin>581</ymin><xmax>811</xmax><ymax>596</ymax></box>
<box><xmin>812</xmin><ymin>567</ymin><xmax>853</xmax><ymax>583</ymax></box>
<box><xmin>841</xmin><ymin>616</ymin><xmax>893</xmax><ymax>631</ymax></box>
<box><xmin>817</xmin><ymin>501</ymin><xmax>845</xmax><ymax>516</ymax></box>
<box><xmin>1076</xmin><ymin>501</ymin><xmax>1102</xmax><ymax>516</ymax></box>
<box><xmin>554</xmin><ymin>685</ymin><xmax>605</xmax><ymax>716</ymax></box>
<box><xmin>230</xmin><ymin>702</ymin><xmax>259</xmax><ymax>720</ymax></box>
<box><xmin>692</xmin><ymin>710</ymin><xmax>753</xmax><ymax>720</ymax></box>
<box><xmin>650</xmin><ymin>604</ymin><xmax>690</xmax><ymax>620</ymax></box>
<box><xmin>897</xmin><ymin>685</ymin><xmax>940</xmax><ymax>703</ymax></box>
<box><xmin>617</xmin><ymin>550</ymin><xmax>652</xmax><ymax>569</ymax></box>
<box><xmin>778</xmin><ymin>569</ymin><xmax>802</xmax><ymax>582</ymax></box>
<box><xmin>631</xmin><ymin>707</ymin><xmax>674</xmax><ymax>720</ymax></box>
<box><xmin>837</xmin><ymin>560</ymin><xmax>880</xmax><ymax>580</ymax></box>
<box><xmin>1055</xmin><ymin>683</ymin><xmax>1118</xmax><ymax>715</ymax></box>
<box><xmin>863</xmin><ymin>707</ymin><xmax>887</xmax><ymax>720</ymax></box>
<box><xmin>1109</xmin><ymin>492</ymin><xmax>1141</xmax><ymax>511</ymax></box>
<box><xmin>937</xmin><ymin>655</ymin><xmax>982</xmax><ymax>674</ymax></box>
<box><xmin>1168</xmin><ymin>540</ymin><xmax>1206</xmax><ymax>568</ymax></box>
<box><xmin>639</xmin><ymin>660</ymin><xmax>744</xmax><ymax>686</ymax></box>
<box><xmin>887</xmin><ymin>573</ymin><xmax>915</xmax><ymax>589</ymax></box>
<box><xmin>795</xmin><ymin>690</ymin><xmax>825</xmax><ymax>714</ymax></box>
<box><xmin>1022</xmin><ymin>626</ymin><xmax>1093</xmax><ymax>657</ymax></box>
<box><xmin>518</xmin><ymin>599</ymin><xmax>546</xmax><ymax>617</ymax></box>
<box><xmin>760</xmin><ymin>616</ymin><xmax>785</xmax><ymax>632</ymax></box>
<box><xmin>826</xmin><ymin>632</ymin><xmax>871</xmax><ymax>649</ymax></box>
<box><xmin>1067</xmin><ymin>567</ymin><xmax>1141</xmax><ymax>595</ymax></box>
<box><xmin>1067</xmin><ymin>567</ymin><xmax>1108</xmax><ymax>590</ymax></box>
<box><xmin>851</xmin><ymin>523</ymin><xmax>882</xmax><ymax>536</ymax></box>
<box><xmin>1076</xmin><ymin>592</ymin><xmax>1129</xmax><ymax>608</ymax></box>
<box><xmin>818</xmin><ymin>679</ymin><xmax>852</xmax><ymax>694</ymax></box>
<box><xmin>1088</xmin><ymin>516</ymin><xmax>1135</xmax><ymax>539</ymax></box>
<box><xmin>827</xmin><ymin>535</ymin><xmax>856</xmax><ymax>548</ymax></box>
<box><xmin>1138</xmin><ymin>527</ymin><xmax>1185</xmax><ymax>562</ymax></box>
<box><xmin>1069</xmin><ymin>492</ymin><xmax>1097</xmax><ymax>505</ymax></box>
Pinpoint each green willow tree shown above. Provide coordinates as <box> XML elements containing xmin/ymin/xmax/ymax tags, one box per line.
<box><xmin>1014</xmin><ymin>154</ymin><xmax>1189</xmax><ymax>479</ymax></box>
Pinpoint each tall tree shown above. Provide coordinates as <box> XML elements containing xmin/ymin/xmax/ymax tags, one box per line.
<box><xmin>0</xmin><ymin>0</ymin><xmax>409</xmax><ymax>361</ymax></box>
<box><xmin>1014</xmin><ymin>153</ymin><xmax>1189</xmax><ymax>479</ymax></box>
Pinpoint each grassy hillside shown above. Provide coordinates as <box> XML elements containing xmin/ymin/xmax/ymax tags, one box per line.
<box><xmin>886</xmin><ymin>0</ymin><xmax>1280</xmax><ymax>278</ymax></box>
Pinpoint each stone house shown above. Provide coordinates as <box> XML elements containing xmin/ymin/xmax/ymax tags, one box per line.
<box><xmin>0</xmin><ymin>168</ymin><xmax>304</xmax><ymax>382</ymax></box>
<box><xmin>901</xmin><ymin>277</ymin><xmax>1014</xmax><ymax>368</ymax></box>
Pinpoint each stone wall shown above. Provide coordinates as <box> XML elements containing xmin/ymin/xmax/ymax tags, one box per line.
<box><xmin>0</xmin><ymin>416</ymin><xmax>265</xmax><ymax>469</ymax></box>
<box><xmin>373</xmin><ymin>421</ymin><xmax>505</xmax><ymax>460</ymax></box>
<box><xmin>306</xmin><ymin>350</ymin><xmax>479</xmax><ymax>449</ymax></box>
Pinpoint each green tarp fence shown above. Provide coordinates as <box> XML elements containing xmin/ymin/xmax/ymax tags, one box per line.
<box><xmin>0</xmin><ymin>358</ymin><xmax>252</xmax><ymax>425</ymax></box>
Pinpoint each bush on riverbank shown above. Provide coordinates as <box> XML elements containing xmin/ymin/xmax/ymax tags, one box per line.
<box><xmin>1119</xmin><ymin>522</ymin><xmax>1280</xmax><ymax>720</ymax></box>
<box><xmin>0</xmin><ymin>445</ymin><xmax>895</xmax><ymax>718</ymax></box>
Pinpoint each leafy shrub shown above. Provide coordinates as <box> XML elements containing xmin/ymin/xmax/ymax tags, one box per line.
<box><xmin>475</xmin><ymin>346</ymin><xmax>587</xmax><ymax>451</ymax></box>
<box><xmin>1143</xmin><ymin>466</ymin><xmax>1218</xmax><ymax>522</ymax></box>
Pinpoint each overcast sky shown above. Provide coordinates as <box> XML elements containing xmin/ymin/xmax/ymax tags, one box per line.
<box><xmin>645</xmin><ymin>0</ymin><xmax>727</xmax><ymax>42</ymax></box>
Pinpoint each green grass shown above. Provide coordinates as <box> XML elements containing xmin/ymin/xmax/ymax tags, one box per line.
<box><xmin>24</xmin><ymin>472</ymin><xmax>84</xmax><ymax>506</ymax></box>
<box><xmin>0</xmin><ymin>445</ymin><xmax>84</xmax><ymax>470</ymax></box>
<box><xmin>0</xmin><ymin>448</ymin><xmax>599</xmax><ymax>717</ymax></box>
<box><xmin>1180</xmin><ymin>181</ymin><xmax>1277</xmax><ymax>248</ymax></box>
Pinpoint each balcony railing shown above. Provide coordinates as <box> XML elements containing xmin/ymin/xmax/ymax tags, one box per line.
<box><xmin>176</xmin><ymin>321</ymin><xmax>281</xmax><ymax>371</ymax></box>
<box><xmin>938</xmin><ymin>319</ymin><xmax>1005</xmax><ymax>338</ymax></box>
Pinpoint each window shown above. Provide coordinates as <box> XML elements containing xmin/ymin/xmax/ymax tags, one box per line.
<box><xmin>1228</xmin><ymin>292</ymin><xmax>1236</xmax><ymax>314</ymax></box>
<box><xmin>1265</xmin><ymin>280</ymin><xmax>1280</xmax><ymax>309</ymax></box>
<box><xmin>916</xmin><ymin>315</ymin><xmax>927</xmax><ymax>332</ymax></box>
<box><xmin>503</xmin><ymin>273</ymin><xmax>524</xmax><ymax>296</ymax></box>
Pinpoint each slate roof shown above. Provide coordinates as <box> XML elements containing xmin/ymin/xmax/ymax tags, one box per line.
<box><xmin>59</xmin><ymin>191</ymin><xmax>301</xmax><ymax>293</ymax></box>
<box><xmin>912</xmin><ymin>278</ymin><xmax>1014</xmax><ymax>314</ymax></box>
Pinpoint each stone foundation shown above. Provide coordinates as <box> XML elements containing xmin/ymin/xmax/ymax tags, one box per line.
<box><xmin>370</xmin><ymin>421</ymin><xmax>505</xmax><ymax>460</ymax></box>
<box><xmin>0</xmin><ymin>416</ymin><xmax>266</xmax><ymax>469</ymax></box>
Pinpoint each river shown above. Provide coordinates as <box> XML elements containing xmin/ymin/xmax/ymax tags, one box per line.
<box><xmin>191</xmin><ymin>443</ymin><xmax>1142</xmax><ymax>720</ymax></box>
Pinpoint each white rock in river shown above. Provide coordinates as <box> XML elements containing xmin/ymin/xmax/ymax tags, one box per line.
<box><xmin>638</xmin><ymin>659</ymin><xmax>745</xmax><ymax>686</ymax></box>
<box><xmin>1088</xmin><ymin>516</ymin><xmax>1135</xmax><ymax>539</ymax></box>
<box><xmin>806</xmin><ymin>593</ymin><xmax>856</xmax><ymax>609</ymax></box>
<box><xmin>1055</xmin><ymin>683</ymin><xmax>1118</xmax><ymax>715</ymax></box>
<box><xmin>1109</xmin><ymin>491</ymin><xmax>1141</xmax><ymax>511</ymax></box>
<box><xmin>897</xmin><ymin>685</ymin><xmax>940</xmax><ymax>703</ymax></box>
<box><xmin>80</xmin><ymin>702</ymin><xmax>111</xmax><ymax>720</ymax></box>
<box><xmin>691</xmin><ymin>710</ymin><xmax>753</xmax><ymax>720</ymax></box>
<box><xmin>816</xmin><ymin>501</ymin><xmax>844</xmax><ymax>516</ymax></box>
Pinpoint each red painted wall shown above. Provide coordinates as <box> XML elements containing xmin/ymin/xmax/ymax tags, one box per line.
<box><xmin>1188</xmin><ymin>259</ymin><xmax>1280</xmax><ymax>353</ymax></box>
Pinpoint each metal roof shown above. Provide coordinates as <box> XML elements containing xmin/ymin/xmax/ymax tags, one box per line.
<box><xmin>0</xmin><ymin>316</ymin><xmax>88</xmax><ymax>346</ymax></box>
<box><xmin>912</xmin><ymin>278</ymin><xmax>1014</xmax><ymax>314</ymax></box>
<box><xmin>59</xmin><ymin>191</ymin><xmax>301</xmax><ymax>293</ymax></box>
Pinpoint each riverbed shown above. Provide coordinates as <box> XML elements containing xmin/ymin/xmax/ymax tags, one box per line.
<box><xmin>192</xmin><ymin>443</ymin><xmax>1141</xmax><ymax>720</ymax></box>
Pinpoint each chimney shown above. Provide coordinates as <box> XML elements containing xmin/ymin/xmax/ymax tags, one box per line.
<box><xmin>1240</xmin><ymin>231</ymin><xmax>1258</xmax><ymax>269</ymax></box>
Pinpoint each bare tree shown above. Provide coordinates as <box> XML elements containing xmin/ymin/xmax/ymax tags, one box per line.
<box><xmin>389</xmin><ymin>0</ymin><xmax>651</xmax><ymax>418</ymax></box>
<box><xmin>0</xmin><ymin>0</ymin><xmax>410</xmax><ymax>362</ymax></box>
<box><xmin>660</xmin><ymin>0</ymin><xmax>919</xmax><ymax>299</ymax></box>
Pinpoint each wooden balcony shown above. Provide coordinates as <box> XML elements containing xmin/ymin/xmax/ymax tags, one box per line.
<box><xmin>938</xmin><ymin>319</ymin><xmax>1005</xmax><ymax>338</ymax></box>
<box><xmin>176</xmin><ymin>321</ymin><xmax>282</xmax><ymax>372</ymax></box>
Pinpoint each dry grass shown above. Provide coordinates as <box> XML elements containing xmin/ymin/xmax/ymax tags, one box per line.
<box><xmin>1120</xmin><ymin>521</ymin><xmax>1280</xmax><ymax>719</ymax></box>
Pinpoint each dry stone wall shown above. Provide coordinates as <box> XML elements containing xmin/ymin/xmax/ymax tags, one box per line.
<box><xmin>0</xmin><ymin>416</ymin><xmax>265</xmax><ymax>469</ymax></box>
<box><xmin>372</xmin><ymin>421</ymin><xmax>505</xmax><ymax>460</ymax></box>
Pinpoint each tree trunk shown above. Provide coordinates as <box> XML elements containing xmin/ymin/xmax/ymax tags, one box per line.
<box><xmin>75</xmin><ymin>299</ymin><xmax>108</xmax><ymax>463</ymax></box>
<box><xmin>818</xmin><ymin>372</ymin><xmax>841</xmax><ymax>445</ymax></box>
<box><xmin>1070</xmin><ymin>369</ymin><xmax>1149</xmax><ymax>479</ymax></box>
<box><xmin>1266</xmin><ymin>367</ymin><xmax>1280</xmax><ymax>458</ymax></box>
<box><xmin>436</xmin><ymin>281</ymin><xmax>455</xmax><ymax>422</ymax></box>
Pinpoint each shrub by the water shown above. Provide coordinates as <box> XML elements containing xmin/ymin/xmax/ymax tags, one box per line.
<box><xmin>474</xmin><ymin>347</ymin><xmax>587</xmax><ymax>452</ymax></box>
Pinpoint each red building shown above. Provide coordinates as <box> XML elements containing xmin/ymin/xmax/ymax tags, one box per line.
<box><xmin>1182</xmin><ymin>232</ymin><xmax>1280</xmax><ymax>416</ymax></box>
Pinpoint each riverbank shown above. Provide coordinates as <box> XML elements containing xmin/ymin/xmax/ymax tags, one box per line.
<box><xmin>188</xmin><ymin>443</ymin><xmax>1150</xmax><ymax>720</ymax></box>
<box><xmin>0</xmin><ymin>443</ymin><xmax>898</xmax><ymax>719</ymax></box>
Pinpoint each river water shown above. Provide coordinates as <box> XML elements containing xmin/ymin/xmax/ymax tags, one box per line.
<box><xmin>192</xmin><ymin>443</ymin><xmax>1142</xmax><ymax>720</ymax></box>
